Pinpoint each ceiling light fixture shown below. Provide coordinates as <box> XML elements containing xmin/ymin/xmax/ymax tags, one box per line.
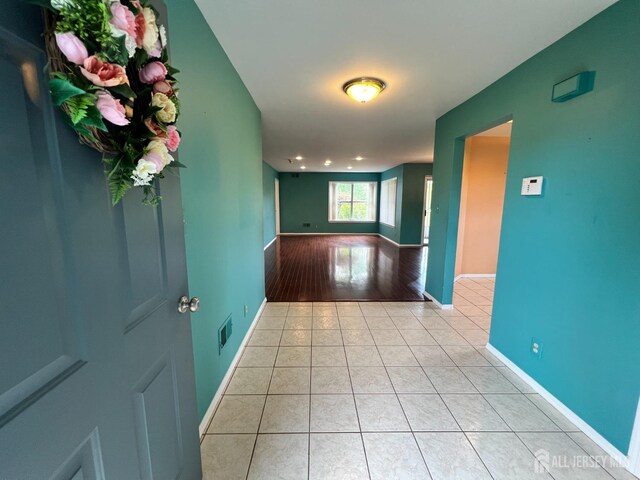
<box><xmin>295</xmin><ymin>155</ymin><xmax>303</xmax><ymax>160</ymax></box>
<box><xmin>300</xmin><ymin>165</ymin><xmax>306</xmax><ymax>170</ymax></box>
<box><xmin>324</xmin><ymin>160</ymin><xmax>332</xmax><ymax>166</ymax></box>
<box><xmin>342</xmin><ymin>77</ymin><xmax>386</xmax><ymax>104</ymax></box>
<box><xmin>347</xmin><ymin>166</ymin><xmax>353</xmax><ymax>170</ymax></box>
<box><xmin>355</xmin><ymin>156</ymin><xmax>363</xmax><ymax>161</ymax></box>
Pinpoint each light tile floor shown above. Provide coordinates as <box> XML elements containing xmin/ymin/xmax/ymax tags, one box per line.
<box><xmin>201</xmin><ymin>278</ymin><xmax>637</xmax><ymax>480</ymax></box>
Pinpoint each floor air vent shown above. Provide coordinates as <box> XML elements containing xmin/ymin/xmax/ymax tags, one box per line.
<box><xmin>218</xmin><ymin>315</ymin><xmax>232</xmax><ymax>353</ymax></box>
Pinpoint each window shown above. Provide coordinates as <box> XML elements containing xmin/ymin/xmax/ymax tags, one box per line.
<box><xmin>380</xmin><ymin>177</ymin><xmax>397</xmax><ymax>226</ymax></box>
<box><xmin>328</xmin><ymin>182</ymin><xmax>377</xmax><ymax>222</ymax></box>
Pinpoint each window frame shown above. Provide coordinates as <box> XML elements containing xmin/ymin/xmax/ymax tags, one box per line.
<box><xmin>328</xmin><ymin>181</ymin><xmax>378</xmax><ymax>223</ymax></box>
<box><xmin>379</xmin><ymin>177</ymin><xmax>398</xmax><ymax>227</ymax></box>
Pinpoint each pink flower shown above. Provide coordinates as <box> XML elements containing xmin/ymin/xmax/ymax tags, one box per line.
<box><xmin>55</xmin><ymin>32</ymin><xmax>88</xmax><ymax>65</ymax></box>
<box><xmin>133</xmin><ymin>1</ymin><xmax>146</xmax><ymax>47</ymax></box>
<box><xmin>139</xmin><ymin>61</ymin><xmax>167</xmax><ymax>84</ymax></box>
<box><xmin>142</xmin><ymin>151</ymin><xmax>165</xmax><ymax>173</ymax></box>
<box><xmin>165</xmin><ymin>125</ymin><xmax>180</xmax><ymax>152</ymax></box>
<box><xmin>144</xmin><ymin>117</ymin><xmax>165</xmax><ymax>137</ymax></box>
<box><xmin>109</xmin><ymin>2</ymin><xmax>137</xmax><ymax>38</ymax></box>
<box><xmin>81</xmin><ymin>56</ymin><xmax>128</xmax><ymax>87</ymax></box>
<box><xmin>96</xmin><ymin>91</ymin><xmax>129</xmax><ymax>126</ymax></box>
<box><xmin>153</xmin><ymin>80</ymin><xmax>173</xmax><ymax>96</ymax></box>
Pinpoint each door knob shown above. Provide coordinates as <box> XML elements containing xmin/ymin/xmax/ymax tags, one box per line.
<box><xmin>178</xmin><ymin>295</ymin><xmax>200</xmax><ymax>313</ymax></box>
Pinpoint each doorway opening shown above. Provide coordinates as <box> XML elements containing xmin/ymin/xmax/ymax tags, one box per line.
<box><xmin>422</xmin><ymin>176</ymin><xmax>433</xmax><ymax>245</ymax></box>
<box><xmin>453</xmin><ymin>120</ymin><xmax>512</xmax><ymax>315</ymax></box>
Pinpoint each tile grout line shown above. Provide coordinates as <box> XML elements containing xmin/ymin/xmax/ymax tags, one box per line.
<box><xmin>243</xmin><ymin>305</ymin><xmax>288</xmax><ymax>480</ymax></box>
<box><xmin>427</xmin><ymin>287</ymin><xmax>501</xmax><ymax>479</ymax></box>
<box><xmin>367</xmin><ymin>305</ymin><xmax>434</xmax><ymax>479</ymax></box>
<box><xmin>338</xmin><ymin>310</ymin><xmax>373</xmax><ymax>480</ymax></box>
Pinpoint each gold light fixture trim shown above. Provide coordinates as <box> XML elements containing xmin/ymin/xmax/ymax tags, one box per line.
<box><xmin>342</xmin><ymin>77</ymin><xmax>386</xmax><ymax>103</ymax></box>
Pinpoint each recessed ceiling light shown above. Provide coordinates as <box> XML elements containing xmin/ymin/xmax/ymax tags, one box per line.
<box><xmin>355</xmin><ymin>156</ymin><xmax>364</xmax><ymax>161</ymax></box>
<box><xmin>347</xmin><ymin>166</ymin><xmax>353</xmax><ymax>170</ymax></box>
<box><xmin>295</xmin><ymin>155</ymin><xmax>303</xmax><ymax>160</ymax></box>
<box><xmin>324</xmin><ymin>160</ymin><xmax>332</xmax><ymax>166</ymax></box>
<box><xmin>300</xmin><ymin>165</ymin><xmax>306</xmax><ymax>170</ymax></box>
<box><xmin>342</xmin><ymin>77</ymin><xmax>386</xmax><ymax>103</ymax></box>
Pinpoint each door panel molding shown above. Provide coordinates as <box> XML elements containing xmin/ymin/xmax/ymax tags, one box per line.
<box><xmin>50</xmin><ymin>428</ymin><xmax>106</xmax><ymax>480</ymax></box>
<box><xmin>118</xmin><ymin>184</ymin><xmax>170</xmax><ymax>333</ymax></box>
<box><xmin>132</xmin><ymin>350</ymin><xmax>184</xmax><ymax>480</ymax></box>
<box><xmin>0</xmin><ymin>26</ymin><xmax>86</xmax><ymax>427</ymax></box>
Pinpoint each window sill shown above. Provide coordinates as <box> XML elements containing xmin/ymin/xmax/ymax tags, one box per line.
<box><xmin>328</xmin><ymin>220</ymin><xmax>377</xmax><ymax>224</ymax></box>
<box><xmin>380</xmin><ymin>222</ymin><xmax>396</xmax><ymax>228</ymax></box>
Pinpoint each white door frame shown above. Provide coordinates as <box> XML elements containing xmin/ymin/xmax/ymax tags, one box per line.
<box><xmin>421</xmin><ymin>176</ymin><xmax>433</xmax><ymax>246</ymax></box>
<box><xmin>275</xmin><ymin>178</ymin><xmax>280</xmax><ymax>235</ymax></box>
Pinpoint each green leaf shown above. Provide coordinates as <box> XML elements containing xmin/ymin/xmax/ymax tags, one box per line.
<box><xmin>108</xmin><ymin>168</ymin><xmax>132</xmax><ymax>205</ymax></box>
<box><xmin>50</xmin><ymin>78</ymin><xmax>86</xmax><ymax>106</ymax></box>
<box><xmin>69</xmin><ymin>106</ymin><xmax>87</xmax><ymax>124</ymax></box>
<box><xmin>145</xmin><ymin>105</ymin><xmax>163</xmax><ymax>117</ymax></box>
<box><xmin>80</xmin><ymin>105</ymin><xmax>107</xmax><ymax>132</ymax></box>
<box><xmin>166</xmin><ymin>65</ymin><xmax>180</xmax><ymax>76</ymax></box>
<box><xmin>109</xmin><ymin>83</ymin><xmax>136</xmax><ymax>99</ymax></box>
<box><xmin>103</xmin><ymin>34</ymin><xmax>129</xmax><ymax>66</ymax></box>
<box><xmin>171</xmin><ymin>160</ymin><xmax>187</xmax><ymax>168</ymax></box>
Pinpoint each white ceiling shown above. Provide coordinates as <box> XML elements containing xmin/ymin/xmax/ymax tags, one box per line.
<box><xmin>195</xmin><ymin>0</ymin><xmax>615</xmax><ymax>172</ymax></box>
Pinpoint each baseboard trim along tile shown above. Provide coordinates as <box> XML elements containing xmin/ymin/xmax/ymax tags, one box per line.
<box><xmin>263</xmin><ymin>237</ymin><xmax>277</xmax><ymax>250</ymax></box>
<box><xmin>454</xmin><ymin>274</ymin><xmax>496</xmax><ymax>281</ymax></box>
<box><xmin>486</xmin><ymin>342</ymin><xmax>636</xmax><ymax>475</ymax></box>
<box><xmin>423</xmin><ymin>290</ymin><xmax>454</xmax><ymax>310</ymax></box>
<box><xmin>199</xmin><ymin>297</ymin><xmax>267</xmax><ymax>438</ymax></box>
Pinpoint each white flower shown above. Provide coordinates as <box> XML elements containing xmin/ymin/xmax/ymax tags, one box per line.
<box><xmin>51</xmin><ymin>0</ymin><xmax>74</xmax><ymax>10</ymax></box>
<box><xmin>159</xmin><ymin>25</ymin><xmax>167</xmax><ymax>48</ymax></box>
<box><xmin>147</xmin><ymin>140</ymin><xmax>172</xmax><ymax>167</ymax></box>
<box><xmin>151</xmin><ymin>92</ymin><xmax>177</xmax><ymax>123</ymax></box>
<box><xmin>131</xmin><ymin>159</ymin><xmax>157</xmax><ymax>186</ymax></box>
<box><xmin>109</xmin><ymin>25</ymin><xmax>137</xmax><ymax>58</ymax></box>
<box><xmin>142</xmin><ymin>7</ymin><xmax>160</xmax><ymax>54</ymax></box>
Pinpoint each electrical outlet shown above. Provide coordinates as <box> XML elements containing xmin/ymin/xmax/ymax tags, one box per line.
<box><xmin>531</xmin><ymin>337</ymin><xmax>543</xmax><ymax>358</ymax></box>
<box><xmin>244</xmin><ymin>305</ymin><xmax>248</xmax><ymax>317</ymax></box>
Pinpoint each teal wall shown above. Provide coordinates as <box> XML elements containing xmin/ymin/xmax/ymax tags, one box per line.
<box><xmin>279</xmin><ymin>172</ymin><xmax>380</xmax><ymax>234</ymax></box>
<box><xmin>400</xmin><ymin>164</ymin><xmax>433</xmax><ymax>245</ymax></box>
<box><xmin>169</xmin><ymin>0</ymin><xmax>265</xmax><ymax>421</ymax></box>
<box><xmin>426</xmin><ymin>0</ymin><xmax>640</xmax><ymax>453</ymax></box>
<box><xmin>380</xmin><ymin>164</ymin><xmax>433</xmax><ymax>245</ymax></box>
<box><xmin>379</xmin><ymin>166</ymin><xmax>403</xmax><ymax>243</ymax></box>
<box><xmin>262</xmin><ymin>162</ymin><xmax>278</xmax><ymax>246</ymax></box>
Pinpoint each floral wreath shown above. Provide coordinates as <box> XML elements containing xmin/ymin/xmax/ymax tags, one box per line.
<box><xmin>40</xmin><ymin>0</ymin><xmax>182</xmax><ymax>205</ymax></box>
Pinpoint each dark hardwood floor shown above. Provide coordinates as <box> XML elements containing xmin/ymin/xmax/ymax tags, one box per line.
<box><xmin>265</xmin><ymin>235</ymin><xmax>429</xmax><ymax>302</ymax></box>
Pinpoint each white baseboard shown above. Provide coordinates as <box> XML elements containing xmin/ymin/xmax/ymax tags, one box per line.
<box><xmin>263</xmin><ymin>237</ymin><xmax>277</xmax><ymax>250</ymax></box>
<box><xmin>378</xmin><ymin>234</ymin><xmax>423</xmax><ymax>248</ymax></box>
<box><xmin>277</xmin><ymin>232</ymin><xmax>422</xmax><ymax>248</ymax></box>
<box><xmin>198</xmin><ymin>297</ymin><xmax>267</xmax><ymax>438</ymax></box>
<box><xmin>277</xmin><ymin>232</ymin><xmax>378</xmax><ymax>236</ymax></box>
<box><xmin>455</xmin><ymin>273</ymin><xmax>496</xmax><ymax>279</ymax></box>
<box><xmin>628</xmin><ymin>398</ymin><xmax>640</xmax><ymax>476</ymax></box>
<box><xmin>486</xmin><ymin>343</ymin><xmax>636</xmax><ymax>474</ymax></box>
<box><xmin>423</xmin><ymin>290</ymin><xmax>453</xmax><ymax>310</ymax></box>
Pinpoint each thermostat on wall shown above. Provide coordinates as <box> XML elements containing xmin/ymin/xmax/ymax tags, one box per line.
<box><xmin>521</xmin><ymin>176</ymin><xmax>543</xmax><ymax>196</ymax></box>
